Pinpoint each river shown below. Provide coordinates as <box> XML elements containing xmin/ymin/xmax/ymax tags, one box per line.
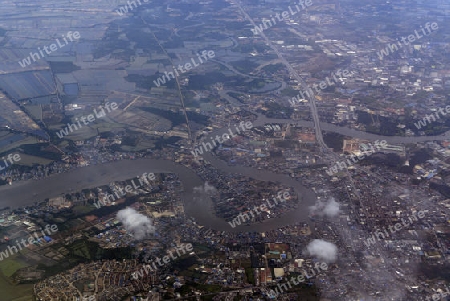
<box><xmin>1</xmin><ymin>113</ymin><xmax>443</xmax><ymax>232</ymax></box>
<box><xmin>0</xmin><ymin>158</ymin><xmax>316</xmax><ymax>232</ymax></box>
<box><xmin>253</xmin><ymin>113</ymin><xmax>450</xmax><ymax>144</ymax></box>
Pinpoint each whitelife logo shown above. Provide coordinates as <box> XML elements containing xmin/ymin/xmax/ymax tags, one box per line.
<box><xmin>191</xmin><ymin>121</ymin><xmax>253</xmax><ymax>158</ymax></box>
<box><xmin>0</xmin><ymin>153</ymin><xmax>21</xmax><ymax>172</ymax></box>
<box><xmin>0</xmin><ymin>224</ymin><xmax>58</xmax><ymax>261</ymax></box>
<box><xmin>115</xmin><ymin>0</ymin><xmax>150</xmax><ymax>16</ymax></box>
<box><xmin>325</xmin><ymin>140</ymin><xmax>387</xmax><ymax>176</ymax></box>
<box><xmin>377</xmin><ymin>22</ymin><xmax>438</xmax><ymax>60</ymax></box>
<box><xmin>251</xmin><ymin>0</ymin><xmax>313</xmax><ymax>35</ymax></box>
<box><xmin>228</xmin><ymin>190</ymin><xmax>290</xmax><ymax>228</ymax></box>
<box><xmin>131</xmin><ymin>243</ymin><xmax>193</xmax><ymax>280</ymax></box>
<box><xmin>269</xmin><ymin>262</ymin><xmax>328</xmax><ymax>298</ymax></box>
<box><xmin>18</xmin><ymin>31</ymin><xmax>81</xmax><ymax>68</ymax></box>
<box><xmin>94</xmin><ymin>172</ymin><xmax>156</xmax><ymax>209</ymax></box>
<box><xmin>288</xmin><ymin>69</ymin><xmax>356</xmax><ymax>106</ymax></box>
<box><xmin>414</xmin><ymin>105</ymin><xmax>450</xmax><ymax>130</ymax></box>
<box><xmin>364</xmin><ymin>211</ymin><xmax>426</xmax><ymax>248</ymax></box>
<box><xmin>153</xmin><ymin>50</ymin><xmax>215</xmax><ymax>87</ymax></box>
<box><xmin>56</xmin><ymin>102</ymin><xmax>118</xmax><ymax>139</ymax></box>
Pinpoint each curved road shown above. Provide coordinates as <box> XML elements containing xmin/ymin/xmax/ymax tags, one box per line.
<box><xmin>232</xmin><ymin>0</ymin><xmax>326</xmax><ymax>149</ymax></box>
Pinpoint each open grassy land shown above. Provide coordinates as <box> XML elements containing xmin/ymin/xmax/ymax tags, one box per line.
<box><xmin>14</xmin><ymin>153</ymin><xmax>53</xmax><ymax>167</ymax></box>
<box><xmin>0</xmin><ymin>273</ymin><xmax>33</xmax><ymax>301</ymax></box>
<box><xmin>0</xmin><ymin>255</ymin><xmax>34</xmax><ymax>301</ymax></box>
<box><xmin>0</xmin><ymin>255</ymin><xmax>28</xmax><ymax>277</ymax></box>
<box><xmin>0</xmin><ymin>131</ymin><xmax>37</xmax><ymax>155</ymax></box>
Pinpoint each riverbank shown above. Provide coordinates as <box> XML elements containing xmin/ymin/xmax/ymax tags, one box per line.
<box><xmin>0</xmin><ymin>158</ymin><xmax>316</xmax><ymax>232</ymax></box>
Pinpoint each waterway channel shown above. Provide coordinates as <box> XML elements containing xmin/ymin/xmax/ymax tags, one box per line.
<box><xmin>0</xmin><ymin>157</ymin><xmax>316</xmax><ymax>232</ymax></box>
<box><xmin>1</xmin><ymin>113</ymin><xmax>444</xmax><ymax>232</ymax></box>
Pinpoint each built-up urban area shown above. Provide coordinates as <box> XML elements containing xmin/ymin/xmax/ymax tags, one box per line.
<box><xmin>0</xmin><ymin>0</ymin><xmax>448</xmax><ymax>300</ymax></box>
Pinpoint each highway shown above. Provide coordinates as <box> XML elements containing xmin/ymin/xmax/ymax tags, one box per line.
<box><xmin>233</xmin><ymin>0</ymin><xmax>327</xmax><ymax>151</ymax></box>
<box><xmin>233</xmin><ymin>1</ymin><xmax>408</xmax><ymax>299</ymax></box>
<box><xmin>140</xmin><ymin>17</ymin><xmax>193</xmax><ymax>143</ymax></box>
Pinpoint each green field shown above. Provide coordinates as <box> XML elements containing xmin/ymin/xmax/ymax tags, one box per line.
<box><xmin>0</xmin><ymin>255</ymin><xmax>28</xmax><ymax>277</ymax></box>
<box><xmin>23</xmin><ymin>105</ymin><xmax>42</xmax><ymax>121</ymax></box>
<box><xmin>0</xmin><ymin>255</ymin><xmax>34</xmax><ymax>301</ymax></box>
<box><xmin>0</xmin><ymin>132</ymin><xmax>37</xmax><ymax>155</ymax></box>
<box><xmin>50</xmin><ymin>118</ymin><xmax>126</xmax><ymax>141</ymax></box>
<box><xmin>72</xmin><ymin>205</ymin><xmax>95</xmax><ymax>216</ymax></box>
<box><xmin>0</xmin><ymin>273</ymin><xmax>33</xmax><ymax>301</ymax></box>
<box><xmin>11</xmin><ymin>296</ymin><xmax>33</xmax><ymax>301</ymax></box>
<box><xmin>15</xmin><ymin>153</ymin><xmax>53</xmax><ymax>167</ymax></box>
